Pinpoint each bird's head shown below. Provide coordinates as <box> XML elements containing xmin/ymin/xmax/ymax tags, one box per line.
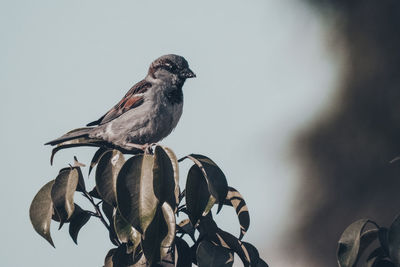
<box><xmin>148</xmin><ymin>54</ymin><xmax>196</xmax><ymax>84</ymax></box>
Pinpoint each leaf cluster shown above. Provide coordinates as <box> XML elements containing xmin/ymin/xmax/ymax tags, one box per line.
<box><xmin>337</xmin><ymin>214</ymin><xmax>400</xmax><ymax>267</ymax></box>
<box><xmin>30</xmin><ymin>146</ymin><xmax>267</xmax><ymax>266</ymax></box>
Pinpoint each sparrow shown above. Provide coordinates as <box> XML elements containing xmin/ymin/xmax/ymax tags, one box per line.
<box><xmin>45</xmin><ymin>54</ymin><xmax>196</xmax><ymax>155</ymax></box>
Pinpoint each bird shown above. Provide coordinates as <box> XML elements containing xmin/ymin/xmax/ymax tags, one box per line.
<box><xmin>45</xmin><ymin>54</ymin><xmax>196</xmax><ymax>158</ymax></box>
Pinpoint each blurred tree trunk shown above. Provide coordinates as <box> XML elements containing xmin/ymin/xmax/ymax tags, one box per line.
<box><xmin>295</xmin><ymin>1</ymin><xmax>400</xmax><ymax>266</ymax></box>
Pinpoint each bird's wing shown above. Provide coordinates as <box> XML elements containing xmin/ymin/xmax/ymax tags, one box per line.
<box><xmin>87</xmin><ymin>80</ymin><xmax>152</xmax><ymax>126</ymax></box>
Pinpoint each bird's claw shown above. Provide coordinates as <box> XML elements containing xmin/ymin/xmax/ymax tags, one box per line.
<box><xmin>125</xmin><ymin>142</ymin><xmax>158</xmax><ymax>154</ymax></box>
<box><xmin>143</xmin><ymin>143</ymin><xmax>158</xmax><ymax>154</ymax></box>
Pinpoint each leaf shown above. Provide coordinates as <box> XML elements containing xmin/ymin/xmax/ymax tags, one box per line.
<box><xmin>185</xmin><ymin>165</ymin><xmax>216</xmax><ymax>225</ymax></box>
<box><xmin>196</xmin><ymin>240</ymin><xmax>234</xmax><ymax>267</ymax></box>
<box><xmin>197</xmin><ymin>215</ymin><xmax>250</xmax><ymax>266</ymax></box>
<box><xmin>162</xmin><ymin>147</ymin><xmax>180</xmax><ymax>209</ymax></box>
<box><xmin>224</xmin><ymin>186</ymin><xmax>250</xmax><ymax>240</ymax></box>
<box><xmin>371</xmin><ymin>260</ymin><xmax>396</xmax><ymax>267</ymax></box>
<box><xmin>96</xmin><ymin>150</ymin><xmax>125</xmax><ymax>206</ymax></box>
<box><xmin>242</xmin><ymin>242</ymin><xmax>260</xmax><ymax>266</ymax></box>
<box><xmin>89</xmin><ymin>147</ymin><xmax>110</xmax><ymax>175</ymax></box>
<box><xmin>89</xmin><ymin>186</ymin><xmax>102</xmax><ymax>199</ymax></box>
<box><xmin>388</xmin><ymin>213</ymin><xmax>400</xmax><ymax>265</ymax></box>
<box><xmin>337</xmin><ymin>219</ymin><xmax>376</xmax><ymax>267</ymax></box>
<box><xmin>108</xmin><ymin>215</ymin><xmax>120</xmax><ymax>247</ymax></box>
<box><xmin>367</xmin><ymin>247</ymin><xmax>385</xmax><ymax>262</ymax></box>
<box><xmin>102</xmin><ymin>201</ymin><xmax>115</xmax><ymax>223</ymax></box>
<box><xmin>243</xmin><ymin>242</ymin><xmax>269</xmax><ymax>267</ymax></box>
<box><xmin>160</xmin><ymin>249</ymin><xmax>175</xmax><ymax>267</ymax></box>
<box><xmin>29</xmin><ymin>180</ymin><xmax>55</xmax><ymax>247</ymax></box>
<box><xmin>160</xmin><ymin>202</ymin><xmax>176</xmax><ymax>258</ymax></box>
<box><xmin>257</xmin><ymin>259</ymin><xmax>269</xmax><ymax>267</ymax></box>
<box><xmin>114</xmin><ymin>209</ymin><xmax>141</xmax><ymax>250</ymax></box>
<box><xmin>153</xmin><ymin>146</ymin><xmax>177</xmax><ymax>210</ymax></box>
<box><xmin>366</xmin><ymin>247</ymin><xmax>385</xmax><ymax>267</ymax></box>
<box><xmin>104</xmin><ymin>248</ymin><xmax>117</xmax><ymax>267</ymax></box>
<box><xmin>215</xmin><ymin>229</ymin><xmax>250</xmax><ymax>266</ymax></box>
<box><xmin>377</xmin><ymin>228</ymin><xmax>389</xmax><ymax>259</ymax></box>
<box><xmin>175</xmin><ymin>238</ymin><xmax>192</xmax><ymax>267</ymax></box>
<box><xmin>68</xmin><ymin>204</ymin><xmax>91</xmax><ymax>244</ymax></box>
<box><xmin>183</xmin><ymin>154</ymin><xmax>228</xmax><ymax>213</ymax></box>
<box><xmin>112</xmin><ymin>243</ymin><xmax>135</xmax><ymax>267</ymax></box>
<box><xmin>51</xmin><ymin>168</ymin><xmax>79</xmax><ymax>227</ymax></box>
<box><xmin>74</xmin><ymin>165</ymin><xmax>86</xmax><ymax>193</ymax></box>
<box><xmin>116</xmin><ymin>155</ymin><xmax>158</xmax><ymax>234</ymax></box>
<box><xmin>141</xmin><ymin>202</ymin><xmax>175</xmax><ymax>266</ymax></box>
<box><xmin>358</xmin><ymin>229</ymin><xmax>379</xmax><ymax>262</ymax></box>
<box><xmin>177</xmin><ymin>219</ymin><xmax>196</xmax><ymax>242</ymax></box>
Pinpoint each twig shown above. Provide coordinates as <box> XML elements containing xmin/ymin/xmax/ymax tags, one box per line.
<box><xmin>82</xmin><ymin>190</ymin><xmax>110</xmax><ymax>230</ymax></box>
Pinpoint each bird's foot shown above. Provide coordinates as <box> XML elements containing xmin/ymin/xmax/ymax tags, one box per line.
<box><xmin>142</xmin><ymin>143</ymin><xmax>158</xmax><ymax>154</ymax></box>
<box><xmin>125</xmin><ymin>142</ymin><xmax>158</xmax><ymax>154</ymax></box>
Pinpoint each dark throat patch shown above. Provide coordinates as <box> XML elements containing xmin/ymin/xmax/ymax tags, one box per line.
<box><xmin>166</xmin><ymin>87</ymin><xmax>183</xmax><ymax>105</ymax></box>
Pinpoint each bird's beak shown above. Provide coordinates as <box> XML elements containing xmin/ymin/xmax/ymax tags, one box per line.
<box><xmin>179</xmin><ymin>68</ymin><xmax>196</xmax><ymax>78</ymax></box>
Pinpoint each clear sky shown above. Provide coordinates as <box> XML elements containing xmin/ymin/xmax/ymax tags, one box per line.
<box><xmin>0</xmin><ymin>1</ymin><xmax>342</xmax><ymax>266</ymax></box>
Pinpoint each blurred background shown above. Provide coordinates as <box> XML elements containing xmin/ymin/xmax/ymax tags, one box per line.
<box><xmin>1</xmin><ymin>0</ymin><xmax>399</xmax><ymax>266</ymax></box>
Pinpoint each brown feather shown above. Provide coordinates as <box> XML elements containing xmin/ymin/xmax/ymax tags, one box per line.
<box><xmin>86</xmin><ymin>80</ymin><xmax>151</xmax><ymax>126</ymax></box>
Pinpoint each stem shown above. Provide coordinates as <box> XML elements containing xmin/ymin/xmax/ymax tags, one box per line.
<box><xmin>82</xmin><ymin>191</ymin><xmax>122</xmax><ymax>246</ymax></box>
<box><xmin>82</xmin><ymin>191</ymin><xmax>112</xmax><ymax>232</ymax></box>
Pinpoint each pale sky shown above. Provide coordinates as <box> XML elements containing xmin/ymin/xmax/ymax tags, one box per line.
<box><xmin>0</xmin><ymin>1</ymin><xmax>342</xmax><ymax>266</ymax></box>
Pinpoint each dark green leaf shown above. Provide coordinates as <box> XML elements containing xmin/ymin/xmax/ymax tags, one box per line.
<box><xmin>357</xmin><ymin>229</ymin><xmax>379</xmax><ymax>263</ymax></box>
<box><xmin>196</xmin><ymin>240</ymin><xmax>234</xmax><ymax>267</ymax></box>
<box><xmin>96</xmin><ymin>150</ymin><xmax>125</xmax><ymax>206</ymax></box>
<box><xmin>257</xmin><ymin>258</ymin><xmax>269</xmax><ymax>267</ymax></box>
<box><xmin>243</xmin><ymin>242</ymin><xmax>259</xmax><ymax>266</ymax></box>
<box><xmin>153</xmin><ymin>146</ymin><xmax>176</xmax><ymax>210</ymax></box>
<box><xmin>102</xmin><ymin>201</ymin><xmax>115</xmax><ymax>223</ymax></box>
<box><xmin>107</xmin><ymin>245</ymin><xmax>146</xmax><ymax>267</ymax></box>
<box><xmin>141</xmin><ymin>203</ymin><xmax>175</xmax><ymax>266</ymax></box>
<box><xmin>114</xmin><ymin>209</ymin><xmax>141</xmax><ymax>249</ymax></box>
<box><xmin>198</xmin><ymin>216</ymin><xmax>250</xmax><ymax>266</ymax></box>
<box><xmin>175</xmin><ymin>238</ymin><xmax>192</xmax><ymax>267</ymax></box>
<box><xmin>184</xmin><ymin>154</ymin><xmax>228</xmax><ymax>213</ymax></box>
<box><xmin>367</xmin><ymin>247</ymin><xmax>385</xmax><ymax>262</ymax></box>
<box><xmin>51</xmin><ymin>168</ymin><xmax>79</xmax><ymax>227</ymax></box>
<box><xmin>68</xmin><ymin>204</ymin><xmax>91</xmax><ymax>244</ymax></box>
<box><xmin>185</xmin><ymin>165</ymin><xmax>216</xmax><ymax>226</ymax></box>
<box><xmin>372</xmin><ymin>259</ymin><xmax>396</xmax><ymax>267</ymax></box>
<box><xmin>89</xmin><ymin>147</ymin><xmax>111</xmax><ymax>175</ymax></box>
<box><xmin>224</xmin><ymin>187</ymin><xmax>250</xmax><ymax>239</ymax></box>
<box><xmin>388</xmin><ymin>213</ymin><xmax>400</xmax><ymax>265</ymax></box>
<box><xmin>160</xmin><ymin>202</ymin><xmax>176</xmax><ymax>259</ymax></box>
<box><xmin>243</xmin><ymin>242</ymin><xmax>269</xmax><ymax>266</ymax></box>
<box><xmin>162</xmin><ymin>147</ymin><xmax>180</xmax><ymax>209</ymax></box>
<box><xmin>367</xmin><ymin>256</ymin><xmax>377</xmax><ymax>267</ymax></box>
<box><xmin>215</xmin><ymin>229</ymin><xmax>250</xmax><ymax>266</ymax></box>
<box><xmin>74</xmin><ymin>166</ymin><xmax>86</xmax><ymax>193</ymax></box>
<box><xmin>337</xmin><ymin>219</ymin><xmax>376</xmax><ymax>267</ymax></box>
<box><xmin>112</xmin><ymin>243</ymin><xmax>135</xmax><ymax>267</ymax></box>
<box><xmin>108</xmin><ymin>216</ymin><xmax>120</xmax><ymax>247</ymax></box>
<box><xmin>89</xmin><ymin>186</ymin><xmax>102</xmax><ymax>199</ymax></box>
<box><xmin>141</xmin><ymin>205</ymin><xmax>166</xmax><ymax>266</ymax></box>
<box><xmin>379</xmin><ymin>227</ymin><xmax>389</xmax><ymax>256</ymax></box>
<box><xmin>116</xmin><ymin>155</ymin><xmax>158</xmax><ymax>234</ymax></box>
<box><xmin>105</xmin><ymin>248</ymin><xmax>117</xmax><ymax>267</ymax></box>
<box><xmin>29</xmin><ymin>180</ymin><xmax>55</xmax><ymax>247</ymax></box>
<box><xmin>177</xmin><ymin>219</ymin><xmax>196</xmax><ymax>242</ymax></box>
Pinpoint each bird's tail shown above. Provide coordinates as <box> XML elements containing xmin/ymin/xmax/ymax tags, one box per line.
<box><xmin>45</xmin><ymin>127</ymin><xmax>96</xmax><ymax>146</ymax></box>
<box><xmin>45</xmin><ymin>127</ymin><xmax>106</xmax><ymax>165</ymax></box>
